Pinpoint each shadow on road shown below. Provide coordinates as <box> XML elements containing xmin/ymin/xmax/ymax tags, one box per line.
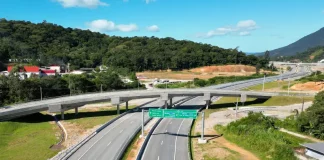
<box><xmin>152</xmin><ymin>131</ymin><xmax>223</xmax><ymax>139</ymax></box>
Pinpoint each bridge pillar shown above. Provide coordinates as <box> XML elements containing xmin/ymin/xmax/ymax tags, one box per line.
<box><xmin>164</xmin><ymin>101</ymin><xmax>168</xmax><ymax>109</ymax></box>
<box><xmin>169</xmin><ymin>98</ymin><xmax>172</xmax><ymax>108</ymax></box>
<box><xmin>205</xmin><ymin>100</ymin><xmax>210</xmax><ymax>109</ymax></box>
<box><xmin>117</xmin><ymin>104</ymin><xmax>120</xmax><ymax>114</ymax></box>
<box><xmin>61</xmin><ymin>110</ymin><xmax>64</xmax><ymax>120</ymax></box>
<box><xmin>75</xmin><ymin>108</ymin><xmax>78</xmax><ymax>115</ymax></box>
<box><xmin>125</xmin><ymin>101</ymin><xmax>129</xmax><ymax>111</ymax></box>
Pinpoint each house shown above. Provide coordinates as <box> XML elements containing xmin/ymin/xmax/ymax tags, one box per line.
<box><xmin>7</xmin><ymin>66</ymin><xmax>40</xmax><ymax>79</ymax></box>
<box><xmin>301</xmin><ymin>142</ymin><xmax>324</xmax><ymax>160</ymax></box>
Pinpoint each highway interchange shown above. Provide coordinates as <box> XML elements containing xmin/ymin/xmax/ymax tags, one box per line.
<box><xmin>141</xmin><ymin>67</ymin><xmax>309</xmax><ymax>160</ymax></box>
<box><xmin>63</xmin><ymin>66</ymin><xmax>309</xmax><ymax>160</ymax></box>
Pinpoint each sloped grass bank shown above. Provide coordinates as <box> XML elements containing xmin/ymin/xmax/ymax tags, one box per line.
<box><xmin>215</xmin><ymin>113</ymin><xmax>310</xmax><ymax>160</ymax></box>
<box><xmin>0</xmin><ymin>113</ymin><xmax>60</xmax><ymax>160</ymax></box>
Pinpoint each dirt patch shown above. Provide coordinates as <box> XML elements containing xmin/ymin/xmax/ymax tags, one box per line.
<box><xmin>291</xmin><ymin>82</ymin><xmax>324</xmax><ymax>91</ymax></box>
<box><xmin>60</xmin><ymin>121</ymin><xmax>100</xmax><ymax>148</ymax></box>
<box><xmin>192</xmin><ymin>124</ymin><xmax>258</xmax><ymax>160</ymax></box>
<box><xmin>191</xmin><ymin>65</ymin><xmax>256</xmax><ymax>73</ymax></box>
<box><xmin>137</xmin><ymin>65</ymin><xmax>256</xmax><ymax>80</ymax></box>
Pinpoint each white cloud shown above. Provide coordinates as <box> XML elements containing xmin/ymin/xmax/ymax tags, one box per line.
<box><xmin>55</xmin><ymin>0</ymin><xmax>108</xmax><ymax>8</ymax></box>
<box><xmin>237</xmin><ymin>20</ymin><xmax>257</xmax><ymax>30</ymax></box>
<box><xmin>147</xmin><ymin>25</ymin><xmax>160</xmax><ymax>32</ymax></box>
<box><xmin>239</xmin><ymin>31</ymin><xmax>250</xmax><ymax>36</ymax></box>
<box><xmin>86</xmin><ymin>19</ymin><xmax>138</xmax><ymax>32</ymax></box>
<box><xmin>116</xmin><ymin>24</ymin><xmax>139</xmax><ymax>32</ymax></box>
<box><xmin>145</xmin><ymin>0</ymin><xmax>156</xmax><ymax>4</ymax></box>
<box><xmin>198</xmin><ymin>20</ymin><xmax>258</xmax><ymax>38</ymax></box>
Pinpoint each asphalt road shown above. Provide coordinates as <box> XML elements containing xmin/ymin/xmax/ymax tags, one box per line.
<box><xmin>67</xmin><ymin>97</ymin><xmax>185</xmax><ymax>160</ymax></box>
<box><xmin>141</xmin><ymin>68</ymin><xmax>310</xmax><ymax>160</ymax></box>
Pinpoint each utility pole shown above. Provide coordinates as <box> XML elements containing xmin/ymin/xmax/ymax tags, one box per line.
<box><xmin>138</xmin><ymin>80</ymin><xmax>140</xmax><ymax>90</ymax></box>
<box><xmin>201</xmin><ymin>111</ymin><xmax>205</xmax><ymax>140</ymax></box>
<box><xmin>100</xmin><ymin>84</ymin><xmax>103</xmax><ymax>93</ymax></box>
<box><xmin>235</xmin><ymin>97</ymin><xmax>239</xmax><ymax>119</ymax></box>
<box><xmin>141</xmin><ymin>109</ymin><xmax>144</xmax><ymax>137</ymax></box>
<box><xmin>262</xmin><ymin>74</ymin><xmax>266</xmax><ymax>91</ymax></box>
<box><xmin>288</xmin><ymin>80</ymin><xmax>291</xmax><ymax>95</ymax></box>
<box><xmin>301</xmin><ymin>96</ymin><xmax>305</xmax><ymax>112</ymax></box>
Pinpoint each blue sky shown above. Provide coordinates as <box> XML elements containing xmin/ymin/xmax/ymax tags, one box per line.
<box><xmin>1</xmin><ymin>0</ymin><xmax>324</xmax><ymax>52</ymax></box>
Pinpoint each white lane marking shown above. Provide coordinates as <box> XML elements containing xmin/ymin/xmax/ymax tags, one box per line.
<box><xmin>157</xmin><ymin>156</ymin><xmax>160</xmax><ymax>160</ymax></box>
<box><xmin>77</xmin><ymin>113</ymin><xmax>135</xmax><ymax>160</ymax></box>
<box><xmin>174</xmin><ymin>119</ymin><xmax>185</xmax><ymax>160</ymax></box>
<box><xmin>161</xmin><ymin>141</ymin><xmax>163</xmax><ymax>145</ymax></box>
<box><xmin>107</xmin><ymin>141</ymin><xmax>111</xmax><ymax>147</ymax></box>
<box><xmin>120</xmin><ymin>129</ymin><xmax>124</xmax><ymax>133</ymax></box>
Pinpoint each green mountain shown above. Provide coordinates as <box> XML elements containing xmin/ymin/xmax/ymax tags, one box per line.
<box><xmin>0</xmin><ymin>19</ymin><xmax>264</xmax><ymax>72</ymax></box>
<box><xmin>269</xmin><ymin>27</ymin><xmax>324</xmax><ymax>57</ymax></box>
<box><xmin>282</xmin><ymin>46</ymin><xmax>324</xmax><ymax>62</ymax></box>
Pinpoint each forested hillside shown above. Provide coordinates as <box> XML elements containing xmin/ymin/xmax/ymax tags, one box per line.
<box><xmin>0</xmin><ymin>19</ymin><xmax>265</xmax><ymax>71</ymax></box>
<box><xmin>280</xmin><ymin>46</ymin><xmax>324</xmax><ymax>62</ymax></box>
<box><xmin>268</xmin><ymin>27</ymin><xmax>324</xmax><ymax>57</ymax></box>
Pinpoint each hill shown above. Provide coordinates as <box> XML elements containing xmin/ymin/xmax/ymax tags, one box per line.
<box><xmin>0</xmin><ymin>19</ymin><xmax>264</xmax><ymax>72</ymax></box>
<box><xmin>282</xmin><ymin>46</ymin><xmax>324</xmax><ymax>62</ymax></box>
<box><xmin>267</xmin><ymin>27</ymin><xmax>324</xmax><ymax>57</ymax></box>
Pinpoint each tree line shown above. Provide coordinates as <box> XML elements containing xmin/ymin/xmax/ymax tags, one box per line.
<box><xmin>0</xmin><ymin>19</ymin><xmax>269</xmax><ymax>71</ymax></box>
<box><xmin>0</xmin><ymin>69</ymin><xmax>142</xmax><ymax>107</ymax></box>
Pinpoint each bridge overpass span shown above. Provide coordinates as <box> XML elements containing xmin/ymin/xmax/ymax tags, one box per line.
<box><xmin>0</xmin><ymin>89</ymin><xmax>276</xmax><ymax>121</ymax></box>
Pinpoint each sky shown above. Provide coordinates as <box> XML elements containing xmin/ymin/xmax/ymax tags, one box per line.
<box><xmin>0</xmin><ymin>0</ymin><xmax>324</xmax><ymax>52</ymax></box>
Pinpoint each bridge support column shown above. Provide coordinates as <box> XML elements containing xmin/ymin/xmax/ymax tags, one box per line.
<box><xmin>169</xmin><ymin>98</ymin><xmax>172</xmax><ymax>108</ymax></box>
<box><xmin>164</xmin><ymin>101</ymin><xmax>168</xmax><ymax>109</ymax></box>
<box><xmin>205</xmin><ymin>100</ymin><xmax>210</xmax><ymax>109</ymax></box>
<box><xmin>117</xmin><ymin>104</ymin><xmax>120</xmax><ymax>114</ymax></box>
<box><xmin>125</xmin><ymin>101</ymin><xmax>129</xmax><ymax>111</ymax></box>
<box><xmin>61</xmin><ymin>110</ymin><xmax>64</xmax><ymax>120</ymax></box>
<box><xmin>75</xmin><ymin>107</ymin><xmax>78</xmax><ymax>115</ymax></box>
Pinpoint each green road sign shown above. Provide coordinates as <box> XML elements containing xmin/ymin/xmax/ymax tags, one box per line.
<box><xmin>149</xmin><ymin>109</ymin><xmax>197</xmax><ymax>119</ymax></box>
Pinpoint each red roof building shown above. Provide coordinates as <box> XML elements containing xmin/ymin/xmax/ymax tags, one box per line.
<box><xmin>7</xmin><ymin>66</ymin><xmax>40</xmax><ymax>73</ymax></box>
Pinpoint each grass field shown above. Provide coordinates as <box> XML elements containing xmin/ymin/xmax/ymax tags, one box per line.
<box><xmin>213</xmin><ymin>96</ymin><xmax>314</xmax><ymax>107</ymax></box>
<box><xmin>244</xmin><ymin>81</ymin><xmax>298</xmax><ymax>92</ymax></box>
<box><xmin>215</xmin><ymin>113</ymin><xmax>312</xmax><ymax>160</ymax></box>
<box><xmin>60</xmin><ymin>105</ymin><xmax>136</xmax><ymax>130</ymax></box>
<box><xmin>0</xmin><ymin>113</ymin><xmax>60</xmax><ymax>160</ymax></box>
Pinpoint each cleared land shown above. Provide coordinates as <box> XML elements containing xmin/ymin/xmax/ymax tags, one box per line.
<box><xmin>137</xmin><ymin>65</ymin><xmax>257</xmax><ymax>80</ymax></box>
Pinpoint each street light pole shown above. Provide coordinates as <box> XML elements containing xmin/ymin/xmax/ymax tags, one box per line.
<box><xmin>262</xmin><ymin>74</ymin><xmax>266</xmax><ymax>91</ymax></box>
<box><xmin>288</xmin><ymin>80</ymin><xmax>291</xmax><ymax>95</ymax></box>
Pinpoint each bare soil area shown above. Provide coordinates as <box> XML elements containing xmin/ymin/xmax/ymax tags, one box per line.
<box><xmin>137</xmin><ymin>65</ymin><xmax>257</xmax><ymax>80</ymax></box>
<box><xmin>60</xmin><ymin>121</ymin><xmax>99</xmax><ymax>148</ymax></box>
<box><xmin>291</xmin><ymin>82</ymin><xmax>324</xmax><ymax>91</ymax></box>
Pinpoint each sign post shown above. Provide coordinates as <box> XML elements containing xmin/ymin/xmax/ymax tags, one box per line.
<box><xmin>149</xmin><ymin>109</ymin><xmax>197</xmax><ymax>119</ymax></box>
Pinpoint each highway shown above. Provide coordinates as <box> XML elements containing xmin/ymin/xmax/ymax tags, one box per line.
<box><xmin>141</xmin><ymin>68</ymin><xmax>309</xmax><ymax>160</ymax></box>
<box><xmin>66</xmin><ymin>97</ymin><xmax>186</xmax><ymax>160</ymax></box>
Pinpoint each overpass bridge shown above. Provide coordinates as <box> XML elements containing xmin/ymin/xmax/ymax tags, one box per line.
<box><xmin>0</xmin><ymin>89</ymin><xmax>277</xmax><ymax>121</ymax></box>
<box><xmin>0</xmin><ymin>68</ymin><xmax>311</xmax><ymax>121</ymax></box>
